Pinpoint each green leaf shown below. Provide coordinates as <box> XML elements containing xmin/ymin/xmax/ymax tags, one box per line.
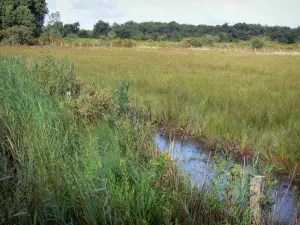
<box><xmin>11</xmin><ymin>212</ymin><xmax>28</xmax><ymax>217</ymax></box>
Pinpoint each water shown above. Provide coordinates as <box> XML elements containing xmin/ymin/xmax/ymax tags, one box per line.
<box><xmin>155</xmin><ymin>133</ymin><xmax>299</xmax><ymax>224</ymax></box>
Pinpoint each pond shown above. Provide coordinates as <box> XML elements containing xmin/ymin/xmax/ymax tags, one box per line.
<box><xmin>155</xmin><ymin>133</ymin><xmax>299</xmax><ymax>224</ymax></box>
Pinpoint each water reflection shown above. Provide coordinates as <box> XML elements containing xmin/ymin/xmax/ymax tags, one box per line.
<box><xmin>155</xmin><ymin>133</ymin><xmax>298</xmax><ymax>224</ymax></box>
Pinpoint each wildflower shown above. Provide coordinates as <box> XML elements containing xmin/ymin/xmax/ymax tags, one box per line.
<box><xmin>164</xmin><ymin>151</ymin><xmax>171</xmax><ymax>161</ymax></box>
<box><xmin>235</xmin><ymin>164</ymin><xmax>242</xmax><ymax>171</ymax></box>
<box><xmin>226</xmin><ymin>173</ymin><xmax>231</xmax><ymax>178</ymax></box>
<box><xmin>257</xmin><ymin>194</ymin><xmax>264</xmax><ymax>201</ymax></box>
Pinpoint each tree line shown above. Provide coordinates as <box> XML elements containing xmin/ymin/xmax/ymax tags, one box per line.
<box><xmin>43</xmin><ymin>13</ymin><xmax>300</xmax><ymax>44</ymax></box>
<box><xmin>0</xmin><ymin>1</ymin><xmax>299</xmax><ymax>45</ymax></box>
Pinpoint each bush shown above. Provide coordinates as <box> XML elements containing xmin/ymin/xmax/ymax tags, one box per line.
<box><xmin>201</xmin><ymin>34</ymin><xmax>220</xmax><ymax>46</ymax></box>
<box><xmin>76</xmin><ymin>86</ymin><xmax>119</xmax><ymax>124</ymax></box>
<box><xmin>112</xmin><ymin>38</ymin><xmax>136</xmax><ymax>47</ymax></box>
<box><xmin>180</xmin><ymin>38</ymin><xmax>203</xmax><ymax>48</ymax></box>
<box><xmin>251</xmin><ymin>37</ymin><xmax>265</xmax><ymax>49</ymax></box>
<box><xmin>2</xmin><ymin>26</ymin><xmax>35</xmax><ymax>45</ymax></box>
<box><xmin>65</xmin><ymin>33</ymin><xmax>78</xmax><ymax>40</ymax></box>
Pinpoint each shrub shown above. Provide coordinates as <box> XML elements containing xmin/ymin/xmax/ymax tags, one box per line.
<box><xmin>112</xmin><ymin>38</ymin><xmax>136</xmax><ymax>47</ymax></box>
<box><xmin>65</xmin><ymin>33</ymin><xmax>78</xmax><ymax>40</ymax></box>
<box><xmin>251</xmin><ymin>37</ymin><xmax>265</xmax><ymax>49</ymax></box>
<box><xmin>76</xmin><ymin>86</ymin><xmax>119</xmax><ymax>124</ymax></box>
<box><xmin>2</xmin><ymin>26</ymin><xmax>35</xmax><ymax>45</ymax></box>
<box><xmin>201</xmin><ymin>34</ymin><xmax>220</xmax><ymax>46</ymax></box>
<box><xmin>180</xmin><ymin>38</ymin><xmax>203</xmax><ymax>48</ymax></box>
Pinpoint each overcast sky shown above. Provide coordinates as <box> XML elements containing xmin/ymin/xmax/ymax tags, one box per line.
<box><xmin>46</xmin><ymin>0</ymin><xmax>300</xmax><ymax>29</ymax></box>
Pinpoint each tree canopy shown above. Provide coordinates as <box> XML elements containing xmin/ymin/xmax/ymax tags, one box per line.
<box><xmin>0</xmin><ymin>0</ymin><xmax>48</xmax><ymax>36</ymax></box>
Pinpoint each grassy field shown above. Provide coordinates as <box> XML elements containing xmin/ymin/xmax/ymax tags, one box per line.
<box><xmin>1</xmin><ymin>46</ymin><xmax>300</xmax><ymax>174</ymax></box>
<box><xmin>1</xmin><ymin>54</ymin><xmax>283</xmax><ymax>225</ymax></box>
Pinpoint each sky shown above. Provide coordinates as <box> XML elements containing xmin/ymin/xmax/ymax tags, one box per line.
<box><xmin>46</xmin><ymin>0</ymin><xmax>300</xmax><ymax>29</ymax></box>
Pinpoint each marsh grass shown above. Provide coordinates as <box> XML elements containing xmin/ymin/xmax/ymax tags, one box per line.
<box><xmin>0</xmin><ymin>54</ymin><xmax>285</xmax><ymax>224</ymax></box>
<box><xmin>2</xmin><ymin>46</ymin><xmax>299</xmax><ymax>175</ymax></box>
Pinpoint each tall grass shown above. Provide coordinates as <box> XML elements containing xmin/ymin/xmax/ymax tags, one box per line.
<box><xmin>0</xmin><ymin>55</ymin><xmax>173</xmax><ymax>224</ymax></box>
<box><xmin>0</xmin><ymin>55</ymin><xmax>282</xmax><ymax>224</ymax></box>
<box><xmin>2</xmin><ymin>46</ymin><xmax>299</xmax><ymax>175</ymax></box>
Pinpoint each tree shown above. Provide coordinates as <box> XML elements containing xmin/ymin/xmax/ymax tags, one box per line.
<box><xmin>0</xmin><ymin>0</ymin><xmax>48</xmax><ymax>42</ymax></box>
<box><xmin>218</xmin><ymin>32</ymin><xmax>229</xmax><ymax>42</ymax></box>
<box><xmin>28</xmin><ymin>0</ymin><xmax>49</xmax><ymax>36</ymax></box>
<box><xmin>48</xmin><ymin>11</ymin><xmax>61</xmax><ymax>26</ymax></box>
<box><xmin>107</xmin><ymin>31</ymin><xmax>117</xmax><ymax>40</ymax></box>
<box><xmin>170</xmin><ymin>31</ymin><xmax>182</xmax><ymax>42</ymax></box>
<box><xmin>63</xmin><ymin>22</ymin><xmax>80</xmax><ymax>37</ymax></box>
<box><xmin>114</xmin><ymin>27</ymin><xmax>131</xmax><ymax>39</ymax></box>
<box><xmin>201</xmin><ymin>34</ymin><xmax>220</xmax><ymax>46</ymax></box>
<box><xmin>78</xmin><ymin>29</ymin><xmax>91</xmax><ymax>38</ymax></box>
<box><xmin>93</xmin><ymin>20</ymin><xmax>110</xmax><ymax>38</ymax></box>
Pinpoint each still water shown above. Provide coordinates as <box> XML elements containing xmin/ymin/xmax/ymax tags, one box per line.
<box><xmin>155</xmin><ymin>133</ymin><xmax>298</xmax><ymax>224</ymax></box>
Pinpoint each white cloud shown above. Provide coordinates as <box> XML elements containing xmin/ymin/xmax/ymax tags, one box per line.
<box><xmin>46</xmin><ymin>0</ymin><xmax>300</xmax><ymax>29</ymax></box>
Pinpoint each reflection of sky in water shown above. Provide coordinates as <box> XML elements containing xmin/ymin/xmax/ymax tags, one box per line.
<box><xmin>155</xmin><ymin>134</ymin><xmax>298</xmax><ymax>224</ymax></box>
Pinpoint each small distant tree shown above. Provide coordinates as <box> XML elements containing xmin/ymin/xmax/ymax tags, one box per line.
<box><xmin>251</xmin><ymin>37</ymin><xmax>265</xmax><ymax>49</ymax></box>
<box><xmin>47</xmin><ymin>11</ymin><xmax>61</xmax><ymax>26</ymax></box>
<box><xmin>63</xmin><ymin>22</ymin><xmax>80</xmax><ymax>37</ymax></box>
<box><xmin>78</xmin><ymin>29</ymin><xmax>91</xmax><ymax>38</ymax></box>
<box><xmin>151</xmin><ymin>32</ymin><xmax>160</xmax><ymax>41</ymax></box>
<box><xmin>218</xmin><ymin>32</ymin><xmax>229</xmax><ymax>42</ymax></box>
<box><xmin>158</xmin><ymin>34</ymin><xmax>168</xmax><ymax>41</ymax></box>
<box><xmin>65</xmin><ymin>33</ymin><xmax>78</xmax><ymax>40</ymax></box>
<box><xmin>107</xmin><ymin>31</ymin><xmax>117</xmax><ymax>40</ymax></box>
<box><xmin>170</xmin><ymin>31</ymin><xmax>182</xmax><ymax>42</ymax></box>
<box><xmin>93</xmin><ymin>20</ymin><xmax>110</xmax><ymax>38</ymax></box>
<box><xmin>201</xmin><ymin>34</ymin><xmax>220</xmax><ymax>46</ymax></box>
<box><xmin>180</xmin><ymin>38</ymin><xmax>203</xmax><ymax>48</ymax></box>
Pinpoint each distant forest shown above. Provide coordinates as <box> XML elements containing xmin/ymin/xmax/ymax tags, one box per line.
<box><xmin>42</xmin><ymin>12</ymin><xmax>300</xmax><ymax>44</ymax></box>
<box><xmin>0</xmin><ymin>0</ymin><xmax>299</xmax><ymax>45</ymax></box>
<box><xmin>87</xmin><ymin>20</ymin><xmax>300</xmax><ymax>44</ymax></box>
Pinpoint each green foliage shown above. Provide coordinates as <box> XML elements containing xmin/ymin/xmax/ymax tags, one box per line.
<box><xmin>111</xmin><ymin>38</ymin><xmax>136</xmax><ymax>47</ymax></box>
<box><xmin>47</xmin><ymin>11</ymin><xmax>61</xmax><ymax>26</ymax></box>
<box><xmin>107</xmin><ymin>31</ymin><xmax>117</xmax><ymax>40</ymax></box>
<box><xmin>170</xmin><ymin>31</ymin><xmax>183</xmax><ymax>42</ymax></box>
<box><xmin>63</xmin><ymin>22</ymin><xmax>80</xmax><ymax>37</ymax></box>
<box><xmin>65</xmin><ymin>33</ymin><xmax>78</xmax><ymax>40</ymax></box>
<box><xmin>2</xmin><ymin>26</ymin><xmax>35</xmax><ymax>45</ymax></box>
<box><xmin>218</xmin><ymin>32</ymin><xmax>230</xmax><ymax>42</ymax></box>
<box><xmin>251</xmin><ymin>37</ymin><xmax>265</xmax><ymax>49</ymax></box>
<box><xmin>0</xmin><ymin>54</ymin><xmax>282</xmax><ymax>225</ymax></box>
<box><xmin>180</xmin><ymin>38</ymin><xmax>203</xmax><ymax>47</ymax></box>
<box><xmin>93</xmin><ymin>20</ymin><xmax>111</xmax><ymax>38</ymax></box>
<box><xmin>0</xmin><ymin>0</ymin><xmax>48</xmax><ymax>36</ymax></box>
<box><xmin>201</xmin><ymin>34</ymin><xmax>220</xmax><ymax>46</ymax></box>
<box><xmin>78</xmin><ymin>29</ymin><xmax>92</xmax><ymax>38</ymax></box>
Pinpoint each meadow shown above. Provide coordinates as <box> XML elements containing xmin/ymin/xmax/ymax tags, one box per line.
<box><xmin>0</xmin><ymin>53</ymin><xmax>279</xmax><ymax>225</ymax></box>
<box><xmin>2</xmin><ymin>46</ymin><xmax>299</xmax><ymax>174</ymax></box>
<box><xmin>0</xmin><ymin>46</ymin><xmax>299</xmax><ymax>224</ymax></box>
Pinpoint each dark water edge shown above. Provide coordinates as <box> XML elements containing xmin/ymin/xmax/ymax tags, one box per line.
<box><xmin>155</xmin><ymin>133</ymin><xmax>299</xmax><ymax>224</ymax></box>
